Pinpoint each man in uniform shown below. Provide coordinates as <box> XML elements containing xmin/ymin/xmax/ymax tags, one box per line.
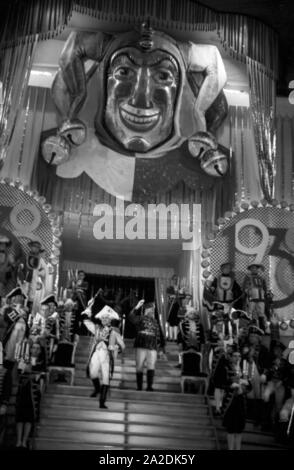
<box><xmin>0</xmin><ymin>234</ymin><xmax>15</xmax><ymax>302</ymax></box>
<box><xmin>41</xmin><ymin>295</ymin><xmax>60</xmax><ymax>364</ymax></box>
<box><xmin>0</xmin><ymin>287</ymin><xmax>28</xmax><ymax>409</ymax></box>
<box><xmin>129</xmin><ymin>300</ymin><xmax>165</xmax><ymax>392</ymax></box>
<box><xmin>82</xmin><ymin>305</ymin><xmax>125</xmax><ymax>408</ymax></box>
<box><xmin>54</xmin><ymin>298</ymin><xmax>79</xmax><ymax>367</ymax></box>
<box><xmin>243</xmin><ymin>264</ymin><xmax>268</xmax><ymax>332</ymax></box>
<box><xmin>209</xmin><ymin>263</ymin><xmax>243</xmax><ymax>314</ymax></box>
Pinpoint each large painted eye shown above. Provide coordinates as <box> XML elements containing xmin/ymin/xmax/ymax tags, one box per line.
<box><xmin>114</xmin><ymin>66</ymin><xmax>135</xmax><ymax>79</ymax></box>
<box><xmin>153</xmin><ymin>69</ymin><xmax>174</xmax><ymax>84</ymax></box>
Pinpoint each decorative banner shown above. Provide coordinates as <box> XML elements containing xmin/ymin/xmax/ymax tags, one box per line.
<box><xmin>202</xmin><ymin>200</ymin><xmax>294</xmax><ymax>333</ymax></box>
<box><xmin>0</xmin><ymin>178</ymin><xmax>62</xmax><ymax>299</ymax></box>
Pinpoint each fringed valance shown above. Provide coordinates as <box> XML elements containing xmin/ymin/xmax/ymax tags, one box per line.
<box><xmin>0</xmin><ymin>0</ymin><xmax>278</xmax><ymax>75</ymax></box>
<box><xmin>0</xmin><ymin>0</ymin><xmax>72</xmax><ymax>47</ymax></box>
<box><xmin>0</xmin><ymin>0</ymin><xmax>278</xmax><ymax>203</ymax></box>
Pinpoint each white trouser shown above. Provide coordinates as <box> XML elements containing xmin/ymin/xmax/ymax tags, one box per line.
<box><xmin>89</xmin><ymin>347</ymin><xmax>110</xmax><ymax>385</ymax></box>
<box><xmin>135</xmin><ymin>348</ymin><xmax>157</xmax><ymax>371</ymax></box>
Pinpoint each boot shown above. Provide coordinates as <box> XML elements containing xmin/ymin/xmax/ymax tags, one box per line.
<box><xmin>261</xmin><ymin>400</ymin><xmax>272</xmax><ymax>431</ymax></box>
<box><xmin>136</xmin><ymin>372</ymin><xmax>143</xmax><ymax>391</ymax></box>
<box><xmin>90</xmin><ymin>378</ymin><xmax>100</xmax><ymax>397</ymax></box>
<box><xmin>146</xmin><ymin>369</ymin><xmax>155</xmax><ymax>391</ymax></box>
<box><xmin>99</xmin><ymin>385</ymin><xmax>109</xmax><ymax>409</ymax></box>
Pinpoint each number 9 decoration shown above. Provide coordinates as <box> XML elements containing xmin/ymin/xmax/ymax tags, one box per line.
<box><xmin>0</xmin><ymin>178</ymin><xmax>62</xmax><ymax>299</ymax></box>
<box><xmin>201</xmin><ymin>200</ymin><xmax>294</xmax><ymax>326</ymax></box>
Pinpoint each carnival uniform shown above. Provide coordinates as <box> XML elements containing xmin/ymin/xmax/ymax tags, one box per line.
<box><xmin>210</xmin><ymin>273</ymin><xmax>242</xmax><ymax>310</ymax></box>
<box><xmin>222</xmin><ymin>359</ymin><xmax>251</xmax><ymax>434</ymax></box>
<box><xmin>2</xmin><ymin>305</ymin><xmax>28</xmax><ymax>366</ymax></box>
<box><xmin>129</xmin><ymin>308</ymin><xmax>165</xmax><ymax>391</ymax></box>
<box><xmin>44</xmin><ymin>311</ymin><xmax>60</xmax><ymax>363</ymax></box>
<box><xmin>21</xmin><ymin>253</ymin><xmax>47</xmax><ymax>309</ymax></box>
<box><xmin>166</xmin><ymin>285</ymin><xmax>181</xmax><ymax>327</ymax></box>
<box><xmin>243</xmin><ymin>272</ymin><xmax>267</xmax><ymax>329</ymax></box>
<box><xmin>15</xmin><ymin>356</ymin><xmax>46</xmax><ymax>429</ymax></box>
<box><xmin>263</xmin><ymin>355</ymin><xmax>290</xmax><ymax>402</ymax></box>
<box><xmin>83</xmin><ymin>315</ymin><xmax>124</xmax><ymax>407</ymax></box>
<box><xmin>28</xmin><ymin>312</ymin><xmax>46</xmax><ymax>341</ymax></box>
<box><xmin>0</xmin><ymin>304</ymin><xmax>29</xmax><ymax>407</ymax></box>
<box><xmin>54</xmin><ymin>307</ymin><xmax>79</xmax><ymax>367</ymax></box>
<box><xmin>0</xmin><ymin>251</ymin><xmax>15</xmax><ymax>299</ymax></box>
<box><xmin>177</xmin><ymin>316</ymin><xmax>204</xmax><ymax>352</ymax></box>
<box><xmin>69</xmin><ymin>279</ymin><xmax>89</xmax><ymax>315</ymax></box>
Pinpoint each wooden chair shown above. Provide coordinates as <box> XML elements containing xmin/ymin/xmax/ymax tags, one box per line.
<box><xmin>180</xmin><ymin>349</ymin><xmax>209</xmax><ymax>395</ymax></box>
<box><xmin>48</xmin><ymin>341</ymin><xmax>78</xmax><ymax>386</ymax></box>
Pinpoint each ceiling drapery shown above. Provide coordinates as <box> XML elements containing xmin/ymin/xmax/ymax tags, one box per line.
<box><xmin>0</xmin><ymin>0</ymin><xmax>279</xmax><ymax>202</ymax></box>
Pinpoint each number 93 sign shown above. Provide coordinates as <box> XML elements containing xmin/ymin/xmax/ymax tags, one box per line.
<box><xmin>202</xmin><ymin>202</ymin><xmax>294</xmax><ymax>323</ymax></box>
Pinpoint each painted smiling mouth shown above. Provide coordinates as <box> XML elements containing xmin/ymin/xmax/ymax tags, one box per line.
<box><xmin>119</xmin><ymin>105</ymin><xmax>160</xmax><ymax>131</ymax></box>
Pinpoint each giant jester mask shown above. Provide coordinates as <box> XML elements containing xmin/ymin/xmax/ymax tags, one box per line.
<box><xmin>42</xmin><ymin>24</ymin><xmax>229</xmax><ymax>196</ymax></box>
<box><xmin>104</xmin><ymin>46</ymin><xmax>179</xmax><ymax>152</ymax></box>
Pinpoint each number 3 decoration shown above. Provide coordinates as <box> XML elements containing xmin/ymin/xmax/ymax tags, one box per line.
<box><xmin>201</xmin><ymin>199</ymin><xmax>294</xmax><ymax>325</ymax></box>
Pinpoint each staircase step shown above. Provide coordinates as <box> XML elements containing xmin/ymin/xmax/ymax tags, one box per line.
<box><xmin>73</xmin><ymin>377</ymin><xmax>181</xmax><ymax>392</ymax></box>
<box><xmin>35</xmin><ymin>438</ymin><xmax>124</xmax><ymax>450</ymax></box>
<box><xmin>74</xmin><ymin>357</ymin><xmax>178</xmax><ymax>368</ymax></box>
<box><xmin>38</xmin><ymin>417</ymin><xmax>214</xmax><ymax>439</ymax></box>
<box><xmin>42</xmin><ymin>395</ymin><xmax>208</xmax><ymax>415</ymax></box>
<box><xmin>74</xmin><ymin>371</ymin><xmax>181</xmax><ymax>383</ymax></box>
<box><xmin>46</xmin><ymin>384</ymin><xmax>205</xmax><ymax>404</ymax></box>
<box><xmin>40</xmin><ymin>404</ymin><xmax>211</xmax><ymax>424</ymax></box>
<box><xmin>74</xmin><ymin>363</ymin><xmax>181</xmax><ymax>378</ymax></box>
<box><xmin>35</xmin><ymin>427</ymin><xmax>215</xmax><ymax>449</ymax></box>
<box><xmin>35</xmin><ymin>436</ymin><xmax>216</xmax><ymax>450</ymax></box>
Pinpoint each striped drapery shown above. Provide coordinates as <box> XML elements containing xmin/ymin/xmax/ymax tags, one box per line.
<box><xmin>0</xmin><ymin>39</ymin><xmax>38</xmax><ymax>172</ymax></box>
<box><xmin>275</xmin><ymin>100</ymin><xmax>294</xmax><ymax>204</ymax></box>
<box><xmin>0</xmin><ymin>1</ymin><xmax>72</xmax><ymax>47</ymax></box>
<box><xmin>1</xmin><ymin>1</ymin><xmax>278</xmax><ymax>70</ymax></box>
<box><xmin>247</xmin><ymin>58</ymin><xmax>276</xmax><ymax>202</ymax></box>
<box><xmin>217</xmin><ymin>14</ymin><xmax>278</xmax><ymax>202</ymax></box>
<box><xmin>0</xmin><ymin>0</ymin><xmax>278</xmax><ymax>203</ymax></box>
<box><xmin>1</xmin><ymin>86</ymin><xmax>49</xmax><ymax>184</ymax></box>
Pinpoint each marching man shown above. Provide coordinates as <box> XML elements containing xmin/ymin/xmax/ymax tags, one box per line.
<box><xmin>129</xmin><ymin>300</ymin><xmax>165</xmax><ymax>392</ymax></box>
<box><xmin>82</xmin><ymin>303</ymin><xmax>125</xmax><ymax>409</ymax></box>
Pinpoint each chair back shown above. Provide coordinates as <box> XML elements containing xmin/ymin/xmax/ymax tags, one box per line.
<box><xmin>181</xmin><ymin>349</ymin><xmax>202</xmax><ymax>376</ymax></box>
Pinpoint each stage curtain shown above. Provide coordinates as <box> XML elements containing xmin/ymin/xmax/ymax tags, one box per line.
<box><xmin>218</xmin><ymin>15</ymin><xmax>278</xmax><ymax>202</ymax></box>
<box><xmin>0</xmin><ymin>1</ymin><xmax>72</xmax><ymax>46</ymax></box>
<box><xmin>62</xmin><ymin>260</ymin><xmax>174</xmax><ymax>280</ymax></box>
<box><xmin>275</xmin><ymin>102</ymin><xmax>294</xmax><ymax>203</ymax></box>
<box><xmin>176</xmin><ymin>205</ymin><xmax>206</xmax><ymax>326</ymax></box>
<box><xmin>1</xmin><ymin>87</ymin><xmax>49</xmax><ymax>184</ymax></box>
<box><xmin>155</xmin><ymin>277</ymin><xmax>171</xmax><ymax>337</ymax></box>
<box><xmin>246</xmin><ymin>59</ymin><xmax>276</xmax><ymax>202</ymax></box>
<box><xmin>0</xmin><ymin>41</ymin><xmax>38</xmax><ymax>171</ymax></box>
<box><xmin>216</xmin><ymin>105</ymin><xmax>263</xmax><ymax>204</ymax></box>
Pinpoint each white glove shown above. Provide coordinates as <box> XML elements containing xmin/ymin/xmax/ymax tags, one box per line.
<box><xmin>260</xmin><ymin>374</ymin><xmax>267</xmax><ymax>384</ymax></box>
<box><xmin>135</xmin><ymin>299</ymin><xmax>145</xmax><ymax>310</ymax></box>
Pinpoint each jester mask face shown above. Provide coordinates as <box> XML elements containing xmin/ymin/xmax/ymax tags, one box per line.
<box><xmin>104</xmin><ymin>47</ymin><xmax>180</xmax><ymax>153</ymax></box>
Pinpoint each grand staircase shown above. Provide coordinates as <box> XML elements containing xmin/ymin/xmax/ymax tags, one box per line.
<box><xmin>34</xmin><ymin>337</ymin><xmax>218</xmax><ymax>450</ymax></box>
<box><xmin>1</xmin><ymin>335</ymin><xmax>289</xmax><ymax>450</ymax></box>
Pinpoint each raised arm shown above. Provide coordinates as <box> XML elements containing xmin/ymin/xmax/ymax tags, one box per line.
<box><xmin>129</xmin><ymin>299</ymin><xmax>145</xmax><ymax>325</ymax></box>
<box><xmin>188</xmin><ymin>43</ymin><xmax>227</xmax><ymax>131</ymax></box>
<box><xmin>52</xmin><ymin>30</ymin><xmax>113</xmax><ymax>126</ymax></box>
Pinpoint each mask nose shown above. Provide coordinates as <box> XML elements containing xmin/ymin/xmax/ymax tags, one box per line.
<box><xmin>130</xmin><ymin>67</ymin><xmax>152</xmax><ymax>109</ymax></box>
